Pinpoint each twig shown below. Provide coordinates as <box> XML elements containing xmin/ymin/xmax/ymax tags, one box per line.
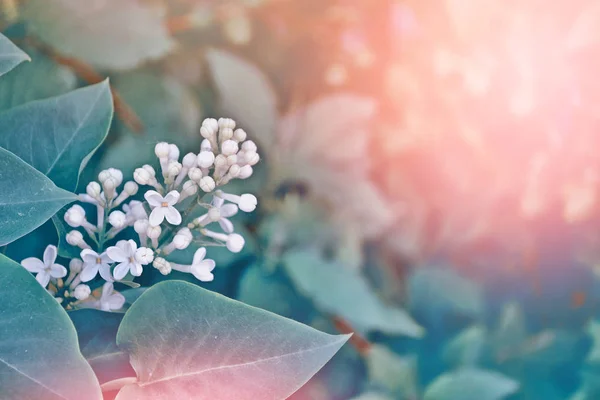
<box><xmin>331</xmin><ymin>316</ymin><xmax>371</xmax><ymax>355</ymax></box>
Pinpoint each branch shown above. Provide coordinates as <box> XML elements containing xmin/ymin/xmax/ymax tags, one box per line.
<box><xmin>331</xmin><ymin>316</ymin><xmax>371</xmax><ymax>355</ymax></box>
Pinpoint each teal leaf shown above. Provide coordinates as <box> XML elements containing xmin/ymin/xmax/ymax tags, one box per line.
<box><xmin>0</xmin><ymin>45</ymin><xmax>76</xmax><ymax>111</ymax></box>
<box><xmin>0</xmin><ymin>254</ymin><xmax>102</xmax><ymax>399</ymax></box>
<box><xmin>0</xmin><ymin>147</ymin><xmax>76</xmax><ymax>246</ymax></box>
<box><xmin>21</xmin><ymin>0</ymin><xmax>174</xmax><ymax>70</ymax></box>
<box><xmin>206</xmin><ymin>49</ymin><xmax>277</xmax><ymax>151</ymax></box>
<box><xmin>0</xmin><ymin>33</ymin><xmax>29</xmax><ymax>76</ymax></box>
<box><xmin>52</xmin><ymin>209</ymin><xmax>81</xmax><ymax>259</ymax></box>
<box><xmin>366</xmin><ymin>345</ymin><xmax>419</xmax><ymax>399</ymax></box>
<box><xmin>443</xmin><ymin>325</ymin><xmax>486</xmax><ymax>368</ymax></box>
<box><xmin>408</xmin><ymin>267</ymin><xmax>484</xmax><ymax>318</ymax></box>
<box><xmin>350</xmin><ymin>393</ymin><xmax>395</xmax><ymax>400</ymax></box>
<box><xmin>69</xmin><ymin>310</ymin><xmax>135</xmax><ymax>385</ymax></box>
<box><xmin>423</xmin><ymin>368</ymin><xmax>519</xmax><ymax>400</ymax></box>
<box><xmin>0</xmin><ymin>80</ymin><xmax>113</xmax><ymax>191</ymax></box>
<box><xmin>283</xmin><ymin>249</ymin><xmax>424</xmax><ymax>337</ymax></box>
<box><xmin>115</xmin><ymin>281</ymin><xmax>350</xmax><ymax>400</ymax></box>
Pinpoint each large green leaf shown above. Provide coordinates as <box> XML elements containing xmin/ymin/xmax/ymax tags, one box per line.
<box><xmin>0</xmin><ymin>33</ymin><xmax>29</xmax><ymax>76</ymax></box>
<box><xmin>423</xmin><ymin>368</ymin><xmax>519</xmax><ymax>400</ymax></box>
<box><xmin>69</xmin><ymin>310</ymin><xmax>135</xmax><ymax>385</ymax></box>
<box><xmin>0</xmin><ymin>45</ymin><xmax>76</xmax><ymax>111</ymax></box>
<box><xmin>0</xmin><ymin>80</ymin><xmax>113</xmax><ymax>191</ymax></box>
<box><xmin>283</xmin><ymin>249</ymin><xmax>425</xmax><ymax>337</ymax></box>
<box><xmin>0</xmin><ymin>147</ymin><xmax>76</xmax><ymax>246</ymax></box>
<box><xmin>115</xmin><ymin>281</ymin><xmax>350</xmax><ymax>399</ymax></box>
<box><xmin>21</xmin><ymin>0</ymin><xmax>174</xmax><ymax>70</ymax></box>
<box><xmin>0</xmin><ymin>254</ymin><xmax>102</xmax><ymax>399</ymax></box>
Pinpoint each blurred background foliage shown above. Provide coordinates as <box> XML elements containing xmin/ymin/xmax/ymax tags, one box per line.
<box><xmin>3</xmin><ymin>0</ymin><xmax>600</xmax><ymax>399</ymax></box>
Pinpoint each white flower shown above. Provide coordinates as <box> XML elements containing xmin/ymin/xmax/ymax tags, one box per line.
<box><xmin>124</xmin><ymin>181</ymin><xmax>139</xmax><ymax>195</ymax></box>
<box><xmin>145</xmin><ymin>190</ymin><xmax>182</xmax><ymax>226</ymax></box>
<box><xmin>136</xmin><ymin>247</ymin><xmax>154</xmax><ymax>265</ymax></box>
<box><xmin>69</xmin><ymin>258</ymin><xmax>83</xmax><ymax>273</ymax></box>
<box><xmin>80</xmin><ymin>249</ymin><xmax>113</xmax><ymax>282</ymax></box>
<box><xmin>155</xmin><ymin>142</ymin><xmax>170</xmax><ymax>159</ymax></box>
<box><xmin>153</xmin><ymin>257</ymin><xmax>172</xmax><ymax>275</ymax></box>
<box><xmin>195</xmin><ymin>196</ymin><xmax>238</xmax><ymax>232</ymax></box>
<box><xmin>197</xmin><ymin>151</ymin><xmax>215</xmax><ymax>168</ymax></box>
<box><xmin>64</xmin><ymin>205</ymin><xmax>86</xmax><ymax>228</ymax></box>
<box><xmin>188</xmin><ymin>167</ymin><xmax>203</xmax><ymax>182</ymax></box>
<box><xmin>97</xmin><ymin>282</ymin><xmax>125</xmax><ymax>312</ymax></box>
<box><xmin>86</xmin><ymin>181</ymin><xmax>102</xmax><ymax>201</ymax></box>
<box><xmin>170</xmin><ymin>248</ymin><xmax>216</xmax><ymax>282</ymax></box>
<box><xmin>237</xmin><ymin>165</ymin><xmax>253</xmax><ymax>179</ymax></box>
<box><xmin>123</xmin><ymin>200</ymin><xmax>148</xmax><ymax>224</ymax></box>
<box><xmin>202</xmin><ymin>229</ymin><xmax>245</xmax><ymax>253</ymax></box>
<box><xmin>21</xmin><ymin>245</ymin><xmax>67</xmax><ymax>288</ymax></box>
<box><xmin>134</xmin><ymin>167</ymin><xmax>153</xmax><ymax>185</ymax></box>
<box><xmin>216</xmin><ymin>191</ymin><xmax>257</xmax><ymax>212</ymax></box>
<box><xmin>107</xmin><ymin>240</ymin><xmax>151</xmax><ymax>280</ymax></box>
<box><xmin>221</xmin><ymin>140</ymin><xmax>239</xmax><ymax>156</ymax></box>
<box><xmin>233</xmin><ymin>128</ymin><xmax>247</xmax><ymax>142</ymax></box>
<box><xmin>168</xmin><ymin>144</ymin><xmax>180</xmax><ymax>161</ymax></box>
<box><xmin>108</xmin><ymin>210</ymin><xmax>127</xmax><ymax>229</ymax></box>
<box><xmin>73</xmin><ymin>284</ymin><xmax>91</xmax><ymax>300</ymax></box>
<box><xmin>173</xmin><ymin>228</ymin><xmax>193</xmax><ymax>249</ymax></box>
<box><xmin>199</xmin><ymin>176</ymin><xmax>216</xmax><ymax>192</ymax></box>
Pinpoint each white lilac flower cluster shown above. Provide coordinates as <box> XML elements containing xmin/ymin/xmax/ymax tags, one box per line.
<box><xmin>21</xmin><ymin>117</ymin><xmax>259</xmax><ymax>311</ymax></box>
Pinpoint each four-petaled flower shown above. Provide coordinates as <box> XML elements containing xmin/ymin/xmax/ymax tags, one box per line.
<box><xmin>107</xmin><ymin>239</ymin><xmax>152</xmax><ymax>280</ymax></box>
<box><xmin>21</xmin><ymin>245</ymin><xmax>67</xmax><ymax>288</ymax></box>
<box><xmin>145</xmin><ymin>190</ymin><xmax>182</xmax><ymax>226</ymax></box>
<box><xmin>97</xmin><ymin>282</ymin><xmax>125</xmax><ymax>312</ymax></box>
<box><xmin>190</xmin><ymin>248</ymin><xmax>216</xmax><ymax>281</ymax></box>
<box><xmin>196</xmin><ymin>196</ymin><xmax>238</xmax><ymax>233</ymax></box>
<box><xmin>80</xmin><ymin>249</ymin><xmax>113</xmax><ymax>282</ymax></box>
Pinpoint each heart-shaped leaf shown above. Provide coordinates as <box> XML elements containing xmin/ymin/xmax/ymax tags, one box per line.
<box><xmin>115</xmin><ymin>280</ymin><xmax>350</xmax><ymax>399</ymax></box>
<box><xmin>69</xmin><ymin>310</ymin><xmax>135</xmax><ymax>386</ymax></box>
<box><xmin>0</xmin><ymin>147</ymin><xmax>76</xmax><ymax>246</ymax></box>
<box><xmin>0</xmin><ymin>254</ymin><xmax>102</xmax><ymax>399</ymax></box>
<box><xmin>283</xmin><ymin>249</ymin><xmax>425</xmax><ymax>337</ymax></box>
<box><xmin>21</xmin><ymin>0</ymin><xmax>174</xmax><ymax>70</ymax></box>
<box><xmin>0</xmin><ymin>33</ymin><xmax>29</xmax><ymax>76</ymax></box>
<box><xmin>423</xmin><ymin>368</ymin><xmax>519</xmax><ymax>400</ymax></box>
<box><xmin>0</xmin><ymin>80</ymin><xmax>113</xmax><ymax>191</ymax></box>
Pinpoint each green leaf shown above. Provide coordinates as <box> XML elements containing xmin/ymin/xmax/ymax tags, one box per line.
<box><xmin>69</xmin><ymin>310</ymin><xmax>135</xmax><ymax>385</ymax></box>
<box><xmin>443</xmin><ymin>325</ymin><xmax>486</xmax><ymax>368</ymax></box>
<box><xmin>0</xmin><ymin>45</ymin><xmax>76</xmax><ymax>111</ymax></box>
<box><xmin>21</xmin><ymin>0</ymin><xmax>174</xmax><ymax>70</ymax></box>
<box><xmin>116</xmin><ymin>281</ymin><xmax>350</xmax><ymax>399</ymax></box>
<box><xmin>408</xmin><ymin>267</ymin><xmax>484</xmax><ymax>318</ymax></box>
<box><xmin>283</xmin><ymin>249</ymin><xmax>424</xmax><ymax>337</ymax></box>
<box><xmin>0</xmin><ymin>147</ymin><xmax>76</xmax><ymax>246</ymax></box>
<box><xmin>206</xmin><ymin>49</ymin><xmax>277</xmax><ymax>151</ymax></box>
<box><xmin>423</xmin><ymin>368</ymin><xmax>519</xmax><ymax>400</ymax></box>
<box><xmin>0</xmin><ymin>33</ymin><xmax>29</xmax><ymax>76</ymax></box>
<box><xmin>0</xmin><ymin>254</ymin><xmax>102</xmax><ymax>399</ymax></box>
<box><xmin>0</xmin><ymin>80</ymin><xmax>113</xmax><ymax>191</ymax></box>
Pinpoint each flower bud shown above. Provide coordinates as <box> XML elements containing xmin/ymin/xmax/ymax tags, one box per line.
<box><xmin>233</xmin><ymin>128</ymin><xmax>247</xmax><ymax>142</ymax></box>
<box><xmin>188</xmin><ymin>167</ymin><xmax>203</xmax><ymax>182</ymax></box>
<box><xmin>142</xmin><ymin>164</ymin><xmax>156</xmax><ymax>176</ymax></box>
<box><xmin>69</xmin><ymin>258</ymin><xmax>84</xmax><ymax>273</ymax></box>
<box><xmin>168</xmin><ymin>144</ymin><xmax>180</xmax><ymax>161</ymax></box>
<box><xmin>219</xmin><ymin>128</ymin><xmax>234</xmax><ymax>141</ymax></box>
<box><xmin>218</xmin><ymin>117</ymin><xmax>236</xmax><ymax>130</ymax></box>
<box><xmin>182</xmin><ymin>180</ymin><xmax>198</xmax><ymax>197</ymax></box>
<box><xmin>86</xmin><ymin>182</ymin><xmax>102</xmax><ymax>199</ymax></box>
<box><xmin>66</xmin><ymin>230</ymin><xmax>84</xmax><ymax>246</ymax></box>
<box><xmin>147</xmin><ymin>225</ymin><xmax>162</xmax><ymax>239</ymax></box>
<box><xmin>208</xmin><ymin>207</ymin><xmax>221</xmax><ymax>222</ymax></box>
<box><xmin>155</xmin><ymin>142</ymin><xmax>170</xmax><ymax>159</ymax></box>
<box><xmin>124</xmin><ymin>181</ymin><xmax>139</xmax><ymax>196</ymax></box>
<box><xmin>65</xmin><ymin>205</ymin><xmax>86</xmax><ymax>228</ymax></box>
<box><xmin>134</xmin><ymin>219</ymin><xmax>149</xmax><ymax>234</ymax></box>
<box><xmin>135</xmin><ymin>247</ymin><xmax>154</xmax><ymax>265</ymax></box>
<box><xmin>228</xmin><ymin>164</ymin><xmax>241</xmax><ymax>178</ymax></box>
<box><xmin>153</xmin><ymin>257</ymin><xmax>172</xmax><ymax>275</ymax></box>
<box><xmin>201</xmin><ymin>139</ymin><xmax>212</xmax><ymax>151</ymax></box>
<box><xmin>199</xmin><ymin>176</ymin><xmax>216</xmax><ymax>192</ymax></box>
<box><xmin>182</xmin><ymin>153</ymin><xmax>197</xmax><ymax>168</ymax></box>
<box><xmin>108</xmin><ymin>210</ymin><xmax>127</xmax><ymax>229</ymax></box>
<box><xmin>226</xmin><ymin>154</ymin><xmax>238</xmax><ymax>166</ymax></box>
<box><xmin>134</xmin><ymin>168</ymin><xmax>152</xmax><ymax>185</ymax></box>
<box><xmin>239</xmin><ymin>194</ymin><xmax>258</xmax><ymax>212</ymax></box>
<box><xmin>197</xmin><ymin>151</ymin><xmax>215</xmax><ymax>168</ymax></box>
<box><xmin>226</xmin><ymin>233</ymin><xmax>245</xmax><ymax>253</ymax></box>
<box><xmin>241</xmin><ymin>140</ymin><xmax>257</xmax><ymax>152</ymax></box>
<box><xmin>167</xmin><ymin>161</ymin><xmax>182</xmax><ymax>178</ymax></box>
<box><xmin>173</xmin><ymin>228</ymin><xmax>193</xmax><ymax>249</ymax></box>
<box><xmin>221</xmin><ymin>140</ymin><xmax>238</xmax><ymax>156</ymax></box>
<box><xmin>238</xmin><ymin>165</ymin><xmax>253</xmax><ymax>179</ymax></box>
<box><xmin>73</xmin><ymin>284</ymin><xmax>91</xmax><ymax>300</ymax></box>
<box><xmin>214</xmin><ymin>154</ymin><xmax>228</xmax><ymax>168</ymax></box>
